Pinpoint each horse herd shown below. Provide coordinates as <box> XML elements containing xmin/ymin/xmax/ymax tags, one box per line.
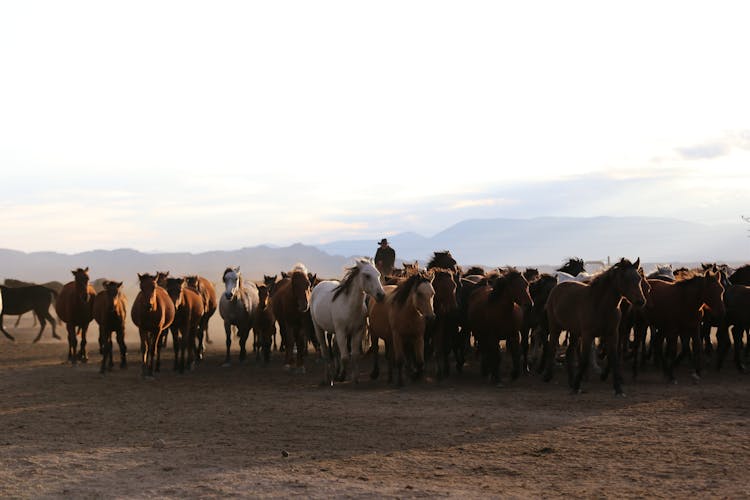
<box><xmin>1</xmin><ymin>252</ymin><xmax>750</xmax><ymax>395</ymax></box>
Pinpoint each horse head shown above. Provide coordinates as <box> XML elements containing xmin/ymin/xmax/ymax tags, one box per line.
<box><xmin>155</xmin><ymin>271</ymin><xmax>170</xmax><ymax>288</ymax></box>
<box><xmin>614</xmin><ymin>258</ymin><xmax>646</xmax><ymax>308</ymax></box>
<box><xmin>165</xmin><ymin>277</ymin><xmax>185</xmax><ymax>307</ymax></box>
<box><xmin>430</xmin><ymin>269</ymin><xmax>458</xmax><ymax>315</ymax></box>
<box><xmin>257</xmin><ymin>283</ymin><xmax>269</xmax><ymax>308</ymax></box>
<box><xmin>263</xmin><ymin>275</ymin><xmax>278</xmax><ymax>295</ymax></box>
<box><xmin>409</xmin><ymin>273</ymin><xmax>436</xmax><ymax>321</ymax></box>
<box><xmin>291</xmin><ymin>270</ymin><xmax>311</xmax><ymax>313</ymax></box>
<box><xmin>702</xmin><ymin>270</ymin><xmax>726</xmax><ymax>316</ymax></box>
<box><xmin>137</xmin><ymin>273</ymin><xmax>158</xmax><ymax>312</ymax></box>
<box><xmin>71</xmin><ymin>267</ymin><xmax>91</xmax><ymax>302</ymax></box>
<box><xmin>103</xmin><ymin>280</ymin><xmax>123</xmax><ymax>300</ymax></box>
<box><xmin>222</xmin><ymin>267</ymin><xmax>241</xmax><ymax>301</ymax></box>
<box><xmin>355</xmin><ymin>259</ymin><xmax>386</xmax><ymax>302</ymax></box>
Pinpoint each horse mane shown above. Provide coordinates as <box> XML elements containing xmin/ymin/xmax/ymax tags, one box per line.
<box><xmin>674</xmin><ymin>272</ymin><xmax>712</xmax><ymax>287</ymax></box>
<box><xmin>587</xmin><ymin>258</ymin><xmax>638</xmax><ymax>292</ymax></box>
<box><xmin>462</xmin><ymin>266</ymin><xmax>485</xmax><ymax>277</ymax></box>
<box><xmin>332</xmin><ymin>262</ymin><xmax>363</xmax><ymax>301</ymax></box>
<box><xmin>391</xmin><ymin>272</ymin><xmax>430</xmax><ymax>307</ymax></box>
<box><xmin>222</xmin><ymin>267</ymin><xmax>236</xmax><ymax>280</ymax></box>
<box><xmin>488</xmin><ymin>268</ymin><xmax>522</xmax><ymax>301</ymax></box>
<box><xmin>427</xmin><ymin>251</ymin><xmax>456</xmax><ymax>270</ymax></box>
<box><xmin>557</xmin><ymin>257</ymin><xmax>585</xmax><ymax>272</ymax></box>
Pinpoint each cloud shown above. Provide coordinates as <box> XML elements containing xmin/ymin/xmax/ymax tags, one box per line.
<box><xmin>675</xmin><ymin>130</ymin><xmax>750</xmax><ymax>160</ymax></box>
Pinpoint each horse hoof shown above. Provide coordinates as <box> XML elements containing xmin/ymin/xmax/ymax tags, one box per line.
<box><xmin>691</xmin><ymin>373</ymin><xmax>701</xmax><ymax>384</ymax></box>
<box><xmin>615</xmin><ymin>392</ymin><xmax>627</xmax><ymax>398</ymax></box>
<box><xmin>221</xmin><ymin>361</ymin><xmax>231</xmax><ymax>368</ymax></box>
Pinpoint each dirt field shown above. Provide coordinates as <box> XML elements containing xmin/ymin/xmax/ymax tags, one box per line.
<box><xmin>2</xmin><ymin>316</ymin><xmax>750</xmax><ymax>499</ymax></box>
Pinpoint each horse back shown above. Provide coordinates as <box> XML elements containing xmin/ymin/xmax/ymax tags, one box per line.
<box><xmin>177</xmin><ymin>288</ymin><xmax>205</xmax><ymax>328</ymax></box>
<box><xmin>0</xmin><ymin>285</ymin><xmax>55</xmax><ymax>315</ymax></box>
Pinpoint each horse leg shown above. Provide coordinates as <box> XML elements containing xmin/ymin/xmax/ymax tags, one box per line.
<box><xmin>334</xmin><ymin>329</ymin><xmax>349</xmax><ymax>382</ymax></box>
<box><xmin>664</xmin><ymin>334</ymin><xmax>678</xmax><ymax>384</ymax></box>
<box><xmin>393</xmin><ymin>331</ymin><xmax>405</xmax><ymax>387</ymax></box>
<box><xmin>239</xmin><ymin>326</ymin><xmax>249</xmax><ymax>364</ymax></box>
<box><xmin>222</xmin><ymin>322</ymin><xmax>232</xmax><ymax>367</ymax></box>
<box><xmin>14</xmin><ymin>313</ymin><xmax>22</xmax><ymax>328</ymax></box>
<box><xmin>566</xmin><ymin>334</ymin><xmax>578</xmax><ymax>389</ymax></box>
<box><xmin>370</xmin><ymin>336</ymin><xmax>380</xmax><ymax>380</ymax></box>
<box><xmin>348</xmin><ymin>326</ymin><xmax>365</xmax><ymax>384</ymax></box>
<box><xmin>632</xmin><ymin>322</ymin><xmax>646</xmax><ymax>380</ymax></box>
<box><xmin>31</xmin><ymin>311</ymin><xmax>49</xmax><ymax>343</ymax></box>
<box><xmin>509</xmin><ymin>332</ymin><xmax>521</xmax><ymax>381</ymax></box>
<box><xmin>543</xmin><ymin>325</ymin><xmax>563</xmax><ymax>382</ymax></box>
<box><xmin>295</xmin><ymin>327</ymin><xmax>307</xmax><ymax>374</ymax></box>
<box><xmin>67</xmin><ymin>324</ymin><xmax>78</xmax><ymax>364</ymax></box>
<box><xmin>0</xmin><ymin>314</ymin><xmax>16</xmax><ymax>341</ymax></box>
<box><xmin>79</xmin><ymin>326</ymin><xmax>89</xmax><ymax>362</ymax></box>
<box><xmin>99</xmin><ymin>326</ymin><xmax>108</xmax><ymax>374</ymax></box>
<box><xmin>520</xmin><ymin>327</ymin><xmax>530</xmax><ymax>374</ymax></box>
<box><xmin>691</xmin><ymin>326</ymin><xmax>703</xmax><ymax>382</ymax></box>
<box><xmin>116</xmin><ymin>327</ymin><xmax>127</xmax><ymax>369</ymax></box>
<box><xmin>412</xmin><ymin>334</ymin><xmax>425</xmax><ymax>382</ymax></box>
<box><xmin>573</xmin><ymin>334</ymin><xmax>591</xmax><ymax>394</ymax></box>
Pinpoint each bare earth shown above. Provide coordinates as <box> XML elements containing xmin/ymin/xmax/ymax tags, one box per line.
<box><xmin>2</xmin><ymin>317</ymin><xmax>749</xmax><ymax>499</ymax></box>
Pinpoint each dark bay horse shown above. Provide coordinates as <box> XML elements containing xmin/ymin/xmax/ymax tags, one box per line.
<box><xmin>643</xmin><ymin>270</ymin><xmax>724</xmax><ymax>383</ymax></box>
<box><xmin>716</xmin><ymin>283</ymin><xmax>750</xmax><ymax>371</ymax></box>
<box><xmin>4</xmin><ymin>279</ymin><xmax>63</xmax><ymax>328</ymax></box>
<box><xmin>132</xmin><ymin>273</ymin><xmax>175</xmax><ymax>379</ymax></box>
<box><xmin>544</xmin><ymin>258</ymin><xmax>645</xmax><ymax>396</ymax></box>
<box><xmin>93</xmin><ymin>281</ymin><xmax>127</xmax><ymax>374</ymax></box>
<box><xmin>254</xmin><ymin>283</ymin><xmax>276</xmax><ymax>363</ymax></box>
<box><xmin>55</xmin><ymin>268</ymin><xmax>97</xmax><ymax>363</ymax></box>
<box><xmin>0</xmin><ymin>285</ymin><xmax>59</xmax><ymax>342</ymax></box>
<box><xmin>218</xmin><ymin>267</ymin><xmax>259</xmax><ymax>366</ymax></box>
<box><xmin>270</xmin><ymin>264</ymin><xmax>312</xmax><ymax>372</ymax></box>
<box><xmin>427</xmin><ymin>251</ymin><xmax>458</xmax><ymax>272</ymax></box>
<box><xmin>523</xmin><ymin>273</ymin><xmax>558</xmax><ymax>373</ymax></box>
<box><xmin>165</xmin><ymin>278</ymin><xmax>205</xmax><ymax>373</ymax></box>
<box><xmin>466</xmin><ymin>269</ymin><xmax>532</xmax><ymax>385</ymax></box>
<box><xmin>427</xmin><ymin>268</ymin><xmax>459</xmax><ymax>380</ymax></box>
<box><xmin>184</xmin><ymin>275</ymin><xmax>217</xmax><ymax>360</ymax></box>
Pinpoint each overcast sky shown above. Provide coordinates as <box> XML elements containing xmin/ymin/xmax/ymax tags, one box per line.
<box><xmin>1</xmin><ymin>1</ymin><xmax>749</xmax><ymax>252</ymax></box>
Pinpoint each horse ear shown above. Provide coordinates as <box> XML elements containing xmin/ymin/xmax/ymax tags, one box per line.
<box><xmin>235</xmin><ymin>267</ymin><xmax>240</xmax><ymax>273</ymax></box>
<box><xmin>116</xmin><ymin>281</ymin><xmax>123</xmax><ymax>288</ymax></box>
<box><xmin>71</xmin><ymin>270</ymin><xmax>76</xmax><ymax>276</ymax></box>
<box><xmin>84</xmin><ymin>267</ymin><xmax>89</xmax><ymax>272</ymax></box>
<box><xmin>634</xmin><ymin>258</ymin><xmax>640</xmax><ymax>269</ymax></box>
<box><xmin>137</xmin><ymin>273</ymin><xmax>142</xmax><ymax>280</ymax></box>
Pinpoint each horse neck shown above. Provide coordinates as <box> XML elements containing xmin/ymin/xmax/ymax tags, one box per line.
<box><xmin>679</xmin><ymin>278</ymin><xmax>708</xmax><ymax>309</ymax></box>
<box><xmin>588</xmin><ymin>275</ymin><xmax>625</xmax><ymax>310</ymax></box>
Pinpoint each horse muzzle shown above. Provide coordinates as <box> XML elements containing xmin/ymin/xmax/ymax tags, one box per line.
<box><xmin>375</xmin><ymin>292</ymin><xmax>385</xmax><ymax>302</ymax></box>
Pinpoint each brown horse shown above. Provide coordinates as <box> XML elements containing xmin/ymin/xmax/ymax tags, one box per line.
<box><xmin>389</xmin><ymin>272</ymin><xmax>436</xmax><ymax>386</ymax></box>
<box><xmin>427</xmin><ymin>268</ymin><xmax>459</xmax><ymax>380</ymax></box>
<box><xmin>184</xmin><ymin>275</ymin><xmax>217</xmax><ymax>360</ymax></box>
<box><xmin>263</xmin><ymin>274</ymin><xmax>280</xmax><ymax>351</ymax></box>
<box><xmin>643</xmin><ymin>270</ymin><xmax>725</xmax><ymax>383</ymax></box>
<box><xmin>367</xmin><ymin>284</ymin><xmax>398</xmax><ymax>382</ymax></box>
<box><xmin>0</xmin><ymin>285</ymin><xmax>59</xmax><ymax>342</ymax></box>
<box><xmin>132</xmin><ymin>273</ymin><xmax>175</xmax><ymax>379</ymax></box>
<box><xmin>93</xmin><ymin>281</ymin><xmax>127</xmax><ymax>374</ymax></box>
<box><xmin>544</xmin><ymin>258</ymin><xmax>645</xmax><ymax>396</ymax></box>
<box><xmin>165</xmin><ymin>278</ymin><xmax>205</xmax><ymax>373</ymax></box>
<box><xmin>523</xmin><ymin>273</ymin><xmax>558</xmax><ymax>373</ymax></box>
<box><xmin>466</xmin><ymin>269</ymin><xmax>532</xmax><ymax>385</ymax></box>
<box><xmin>55</xmin><ymin>268</ymin><xmax>97</xmax><ymax>363</ymax></box>
<box><xmin>270</xmin><ymin>264</ymin><xmax>312</xmax><ymax>372</ymax></box>
<box><xmin>716</xmin><ymin>283</ymin><xmax>750</xmax><ymax>371</ymax></box>
<box><xmin>254</xmin><ymin>283</ymin><xmax>276</xmax><ymax>363</ymax></box>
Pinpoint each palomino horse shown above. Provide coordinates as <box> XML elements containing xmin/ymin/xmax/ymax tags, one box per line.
<box><xmin>427</xmin><ymin>268</ymin><xmax>459</xmax><ymax>381</ymax></box>
<box><xmin>132</xmin><ymin>273</ymin><xmax>175</xmax><ymax>379</ymax></box>
<box><xmin>218</xmin><ymin>267</ymin><xmax>259</xmax><ymax>366</ymax></box>
<box><xmin>389</xmin><ymin>272</ymin><xmax>436</xmax><ymax>386</ymax></box>
<box><xmin>271</xmin><ymin>264</ymin><xmax>312</xmax><ymax>372</ymax></box>
<box><xmin>55</xmin><ymin>268</ymin><xmax>97</xmax><ymax>363</ymax></box>
<box><xmin>642</xmin><ymin>270</ymin><xmax>725</xmax><ymax>383</ymax></box>
<box><xmin>184</xmin><ymin>275</ymin><xmax>217</xmax><ymax>361</ymax></box>
<box><xmin>467</xmin><ymin>269</ymin><xmax>532</xmax><ymax>385</ymax></box>
<box><xmin>93</xmin><ymin>281</ymin><xmax>127</xmax><ymax>374</ymax></box>
<box><xmin>544</xmin><ymin>258</ymin><xmax>646</xmax><ymax>396</ymax></box>
<box><xmin>310</xmin><ymin>259</ymin><xmax>385</xmax><ymax>385</ymax></box>
<box><xmin>165</xmin><ymin>278</ymin><xmax>205</xmax><ymax>373</ymax></box>
<box><xmin>0</xmin><ymin>285</ymin><xmax>59</xmax><ymax>342</ymax></box>
<box><xmin>253</xmin><ymin>283</ymin><xmax>276</xmax><ymax>363</ymax></box>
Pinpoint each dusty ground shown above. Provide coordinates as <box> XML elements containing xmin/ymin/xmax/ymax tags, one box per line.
<box><xmin>1</xmin><ymin>315</ymin><xmax>749</xmax><ymax>499</ymax></box>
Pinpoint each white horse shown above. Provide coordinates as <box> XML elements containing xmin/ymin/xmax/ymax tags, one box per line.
<box><xmin>555</xmin><ymin>271</ymin><xmax>593</xmax><ymax>284</ymax></box>
<box><xmin>218</xmin><ymin>267</ymin><xmax>259</xmax><ymax>366</ymax></box>
<box><xmin>648</xmin><ymin>264</ymin><xmax>676</xmax><ymax>282</ymax></box>
<box><xmin>310</xmin><ymin>258</ymin><xmax>385</xmax><ymax>385</ymax></box>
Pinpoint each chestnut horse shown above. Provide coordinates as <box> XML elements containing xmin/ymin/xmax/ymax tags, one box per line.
<box><xmin>165</xmin><ymin>278</ymin><xmax>205</xmax><ymax>373</ymax></box>
<box><xmin>642</xmin><ymin>270</ymin><xmax>725</xmax><ymax>383</ymax></box>
<box><xmin>367</xmin><ymin>284</ymin><xmax>398</xmax><ymax>383</ymax></box>
<box><xmin>254</xmin><ymin>283</ymin><xmax>276</xmax><ymax>363</ymax></box>
<box><xmin>93</xmin><ymin>281</ymin><xmax>127</xmax><ymax>374</ymax></box>
<box><xmin>544</xmin><ymin>258</ymin><xmax>645</xmax><ymax>396</ymax></box>
<box><xmin>270</xmin><ymin>264</ymin><xmax>312</xmax><ymax>372</ymax></box>
<box><xmin>218</xmin><ymin>267</ymin><xmax>259</xmax><ymax>366</ymax></box>
<box><xmin>427</xmin><ymin>268</ymin><xmax>459</xmax><ymax>381</ymax></box>
<box><xmin>184</xmin><ymin>275</ymin><xmax>217</xmax><ymax>361</ymax></box>
<box><xmin>389</xmin><ymin>272</ymin><xmax>435</xmax><ymax>386</ymax></box>
<box><xmin>0</xmin><ymin>285</ymin><xmax>59</xmax><ymax>342</ymax></box>
<box><xmin>132</xmin><ymin>273</ymin><xmax>175</xmax><ymax>379</ymax></box>
<box><xmin>56</xmin><ymin>267</ymin><xmax>97</xmax><ymax>364</ymax></box>
<box><xmin>466</xmin><ymin>269</ymin><xmax>532</xmax><ymax>385</ymax></box>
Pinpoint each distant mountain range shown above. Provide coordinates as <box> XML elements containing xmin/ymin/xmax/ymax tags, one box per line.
<box><xmin>316</xmin><ymin>216</ymin><xmax>749</xmax><ymax>267</ymax></box>
<box><xmin>0</xmin><ymin>217</ymin><xmax>747</xmax><ymax>285</ymax></box>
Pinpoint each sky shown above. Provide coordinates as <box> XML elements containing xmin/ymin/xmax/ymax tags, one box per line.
<box><xmin>1</xmin><ymin>1</ymin><xmax>749</xmax><ymax>253</ymax></box>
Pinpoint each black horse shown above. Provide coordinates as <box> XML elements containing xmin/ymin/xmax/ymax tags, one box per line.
<box><xmin>0</xmin><ymin>285</ymin><xmax>59</xmax><ymax>342</ymax></box>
